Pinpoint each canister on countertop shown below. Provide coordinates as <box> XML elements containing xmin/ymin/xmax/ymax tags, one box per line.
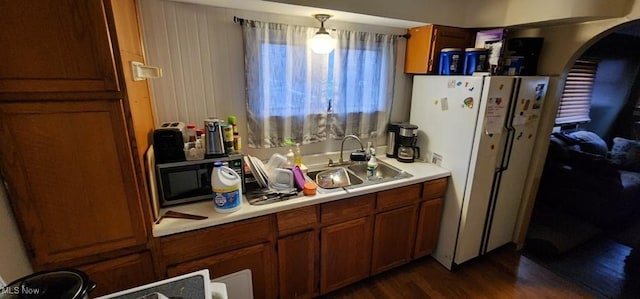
<box><xmin>204</xmin><ymin>119</ymin><xmax>226</xmax><ymax>157</ymax></box>
<box><xmin>463</xmin><ymin>48</ymin><xmax>489</xmax><ymax>75</ymax></box>
<box><xmin>438</xmin><ymin>48</ymin><xmax>463</xmax><ymax>75</ymax></box>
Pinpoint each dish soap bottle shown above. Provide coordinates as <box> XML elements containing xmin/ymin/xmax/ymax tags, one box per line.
<box><xmin>294</xmin><ymin>143</ymin><xmax>302</xmax><ymax>166</ymax></box>
<box><xmin>367</xmin><ymin>142</ymin><xmax>378</xmax><ymax>179</ymax></box>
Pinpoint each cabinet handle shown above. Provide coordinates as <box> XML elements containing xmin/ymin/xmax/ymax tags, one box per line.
<box><xmin>131</xmin><ymin>61</ymin><xmax>162</xmax><ymax>81</ymax></box>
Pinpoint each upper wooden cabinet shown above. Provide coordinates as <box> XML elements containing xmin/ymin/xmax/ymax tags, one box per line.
<box><xmin>0</xmin><ymin>0</ymin><xmax>119</xmax><ymax>93</ymax></box>
<box><xmin>0</xmin><ymin>1</ymin><xmax>155</xmax><ymax>288</ymax></box>
<box><xmin>405</xmin><ymin>25</ymin><xmax>474</xmax><ymax>74</ymax></box>
<box><xmin>0</xmin><ymin>100</ymin><xmax>147</xmax><ymax>267</ymax></box>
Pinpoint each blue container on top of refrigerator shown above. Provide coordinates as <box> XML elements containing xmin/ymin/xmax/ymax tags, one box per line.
<box><xmin>438</xmin><ymin>48</ymin><xmax>463</xmax><ymax>75</ymax></box>
<box><xmin>463</xmin><ymin>48</ymin><xmax>489</xmax><ymax>75</ymax></box>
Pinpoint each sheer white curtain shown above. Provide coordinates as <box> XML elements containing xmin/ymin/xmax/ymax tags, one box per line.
<box><xmin>330</xmin><ymin>31</ymin><xmax>396</xmax><ymax>139</ymax></box>
<box><xmin>242</xmin><ymin>19</ymin><xmax>398</xmax><ymax>148</ymax></box>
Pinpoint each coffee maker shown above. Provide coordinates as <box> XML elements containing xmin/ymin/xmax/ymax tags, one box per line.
<box><xmin>385</xmin><ymin>122</ymin><xmax>404</xmax><ymax>158</ymax></box>
<box><xmin>397</xmin><ymin>124</ymin><xmax>420</xmax><ymax>163</ymax></box>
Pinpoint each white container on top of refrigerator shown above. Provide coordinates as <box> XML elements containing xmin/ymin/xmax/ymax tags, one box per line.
<box><xmin>409</xmin><ymin>75</ymin><xmax>548</xmax><ymax>269</ymax></box>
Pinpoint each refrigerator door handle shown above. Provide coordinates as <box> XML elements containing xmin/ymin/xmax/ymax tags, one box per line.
<box><xmin>500</xmin><ymin>127</ymin><xmax>516</xmax><ymax>171</ymax></box>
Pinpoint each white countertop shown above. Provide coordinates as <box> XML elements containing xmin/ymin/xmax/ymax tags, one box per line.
<box><xmin>152</xmin><ymin>156</ymin><xmax>450</xmax><ymax>237</ymax></box>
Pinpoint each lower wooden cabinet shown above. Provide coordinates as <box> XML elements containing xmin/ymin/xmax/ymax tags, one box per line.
<box><xmin>156</xmin><ymin>179</ymin><xmax>447</xmax><ymax>298</ymax></box>
<box><xmin>320</xmin><ymin>216</ymin><xmax>373</xmax><ymax>294</ymax></box>
<box><xmin>167</xmin><ymin>242</ymin><xmax>276</xmax><ymax>299</ymax></box>
<box><xmin>78</xmin><ymin>251</ymin><xmax>155</xmax><ymax>297</ymax></box>
<box><xmin>371</xmin><ymin>205</ymin><xmax>418</xmax><ymax>274</ymax></box>
<box><xmin>414</xmin><ymin>198</ymin><xmax>444</xmax><ymax>258</ymax></box>
<box><xmin>277</xmin><ymin>230</ymin><xmax>317</xmax><ymax>299</ymax></box>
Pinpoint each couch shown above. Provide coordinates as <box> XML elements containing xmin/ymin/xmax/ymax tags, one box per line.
<box><xmin>537</xmin><ymin>130</ymin><xmax>640</xmax><ymax>229</ymax></box>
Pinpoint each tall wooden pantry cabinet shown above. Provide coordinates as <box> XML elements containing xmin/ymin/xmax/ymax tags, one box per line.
<box><xmin>0</xmin><ymin>0</ymin><xmax>156</xmax><ymax>296</ymax></box>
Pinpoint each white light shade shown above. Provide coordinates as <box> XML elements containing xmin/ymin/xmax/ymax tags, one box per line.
<box><xmin>309</xmin><ymin>33</ymin><xmax>336</xmax><ymax>54</ymax></box>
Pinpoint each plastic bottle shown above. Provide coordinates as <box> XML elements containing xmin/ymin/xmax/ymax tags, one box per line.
<box><xmin>186</xmin><ymin>124</ymin><xmax>197</xmax><ymax>142</ymax></box>
<box><xmin>367</xmin><ymin>143</ymin><xmax>378</xmax><ymax>179</ymax></box>
<box><xmin>228</xmin><ymin>115</ymin><xmax>241</xmax><ymax>152</ymax></box>
<box><xmin>285</xmin><ymin>148</ymin><xmax>295</xmax><ymax>168</ymax></box>
<box><xmin>211</xmin><ymin>162</ymin><xmax>243</xmax><ymax>213</ymax></box>
<box><xmin>294</xmin><ymin>143</ymin><xmax>302</xmax><ymax>166</ymax></box>
<box><xmin>233</xmin><ymin>135</ymin><xmax>242</xmax><ymax>152</ymax></box>
<box><xmin>222</xmin><ymin>124</ymin><xmax>234</xmax><ymax>153</ymax></box>
<box><xmin>228</xmin><ymin>115</ymin><xmax>238</xmax><ymax>135</ymax></box>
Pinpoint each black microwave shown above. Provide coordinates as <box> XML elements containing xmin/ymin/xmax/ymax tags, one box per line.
<box><xmin>155</xmin><ymin>154</ymin><xmax>244</xmax><ymax>207</ymax></box>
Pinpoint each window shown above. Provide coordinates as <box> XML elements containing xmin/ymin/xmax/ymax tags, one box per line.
<box><xmin>555</xmin><ymin>58</ymin><xmax>599</xmax><ymax>125</ymax></box>
<box><xmin>242</xmin><ymin>20</ymin><xmax>397</xmax><ymax>148</ymax></box>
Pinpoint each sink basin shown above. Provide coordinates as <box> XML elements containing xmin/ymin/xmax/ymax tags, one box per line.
<box><xmin>307</xmin><ymin>167</ymin><xmax>364</xmax><ymax>189</ymax></box>
<box><xmin>347</xmin><ymin>161</ymin><xmax>404</xmax><ymax>181</ymax></box>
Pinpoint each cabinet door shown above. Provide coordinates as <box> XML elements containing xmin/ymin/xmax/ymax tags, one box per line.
<box><xmin>0</xmin><ymin>0</ymin><xmax>118</xmax><ymax>93</ymax></box>
<box><xmin>278</xmin><ymin>230</ymin><xmax>317</xmax><ymax>299</ymax></box>
<box><xmin>320</xmin><ymin>217</ymin><xmax>373</xmax><ymax>294</ymax></box>
<box><xmin>371</xmin><ymin>205</ymin><xmax>418</xmax><ymax>274</ymax></box>
<box><xmin>78</xmin><ymin>252</ymin><xmax>155</xmax><ymax>297</ymax></box>
<box><xmin>109</xmin><ymin>0</ymin><xmax>156</xmax><ymax>163</ymax></box>
<box><xmin>404</xmin><ymin>25</ymin><xmax>435</xmax><ymax>74</ymax></box>
<box><xmin>0</xmin><ymin>100</ymin><xmax>147</xmax><ymax>267</ymax></box>
<box><xmin>167</xmin><ymin>243</ymin><xmax>276</xmax><ymax>299</ymax></box>
<box><xmin>404</xmin><ymin>25</ymin><xmax>473</xmax><ymax>74</ymax></box>
<box><xmin>414</xmin><ymin>198</ymin><xmax>444</xmax><ymax>258</ymax></box>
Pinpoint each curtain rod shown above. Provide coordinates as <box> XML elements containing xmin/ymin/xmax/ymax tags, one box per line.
<box><xmin>233</xmin><ymin>16</ymin><xmax>245</xmax><ymax>24</ymax></box>
<box><xmin>232</xmin><ymin>16</ymin><xmax>411</xmax><ymax>39</ymax></box>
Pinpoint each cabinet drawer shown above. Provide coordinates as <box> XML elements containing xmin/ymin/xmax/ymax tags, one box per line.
<box><xmin>277</xmin><ymin>205</ymin><xmax>318</xmax><ymax>235</ymax></box>
<box><xmin>423</xmin><ymin>178</ymin><xmax>448</xmax><ymax>200</ymax></box>
<box><xmin>321</xmin><ymin>194</ymin><xmax>375</xmax><ymax>224</ymax></box>
<box><xmin>376</xmin><ymin>184</ymin><xmax>421</xmax><ymax>211</ymax></box>
<box><xmin>161</xmin><ymin>215</ymin><xmax>274</xmax><ymax>265</ymax></box>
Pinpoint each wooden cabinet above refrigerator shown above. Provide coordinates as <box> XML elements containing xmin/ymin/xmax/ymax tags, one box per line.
<box><xmin>404</xmin><ymin>24</ymin><xmax>474</xmax><ymax>74</ymax></box>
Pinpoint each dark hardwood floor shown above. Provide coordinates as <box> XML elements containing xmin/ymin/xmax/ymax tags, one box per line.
<box><xmin>524</xmin><ymin>237</ymin><xmax>640</xmax><ymax>299</ymax></box>
<box><xmin>320</xmin><ymin>246</ymin><xmax>595</xmax><ymax>299</ymax></box>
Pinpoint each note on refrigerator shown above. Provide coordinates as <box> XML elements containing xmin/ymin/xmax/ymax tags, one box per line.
<box><xmin>484</xmin><ymin>97</ymin><xmax>507</xmax><ymax>134</ymax></box>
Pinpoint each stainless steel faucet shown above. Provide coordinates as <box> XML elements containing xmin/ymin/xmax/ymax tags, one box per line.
<box><xmin>328</xmin><ymin>135</ymin><xmax>365</xmax><ymax>166</ymax></box>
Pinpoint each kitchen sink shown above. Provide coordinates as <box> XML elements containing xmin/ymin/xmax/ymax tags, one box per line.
<box><xmin>307</xmin><ymin>160</ymin><xmax>412</xmax><ymax>193</ymax></box>
<box><xmin>247</xmin><ymin>160</ymin><xmax>413</xmax><ymax>205</ymax></box>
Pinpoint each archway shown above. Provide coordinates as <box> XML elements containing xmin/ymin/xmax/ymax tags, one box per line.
<box><xmin>515</xmin><ymin>18</ymin><xmax>640</xmax><ymax>247</ymax></box>
<box><xmin>520</xmin><ymin>18</ymin><xmax>640</xmax><ymax>299</ymax></box>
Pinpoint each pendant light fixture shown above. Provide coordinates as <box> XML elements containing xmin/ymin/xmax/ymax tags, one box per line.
<box><xmin>309</xmin><ymin>14</ymin><xmax>336</xmax><ymax>54</ymax></box>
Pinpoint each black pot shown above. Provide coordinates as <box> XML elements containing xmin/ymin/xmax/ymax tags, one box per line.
<box><xmin>2</xmin><ymin>269</ymin><xmax>96</xmax><ymax>299</ymax></box>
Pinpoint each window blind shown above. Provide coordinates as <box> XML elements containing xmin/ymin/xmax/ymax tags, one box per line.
<box><xmin>555</xmin><ymin>59</ymin><xmax>599</xmax><ymax>124</ymax></box>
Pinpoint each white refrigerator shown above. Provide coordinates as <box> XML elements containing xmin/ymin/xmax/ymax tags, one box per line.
<box><xmin>409</xmin><ymin>75</ymin><xmax>548</xmax><ymax>269</ymax></box>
